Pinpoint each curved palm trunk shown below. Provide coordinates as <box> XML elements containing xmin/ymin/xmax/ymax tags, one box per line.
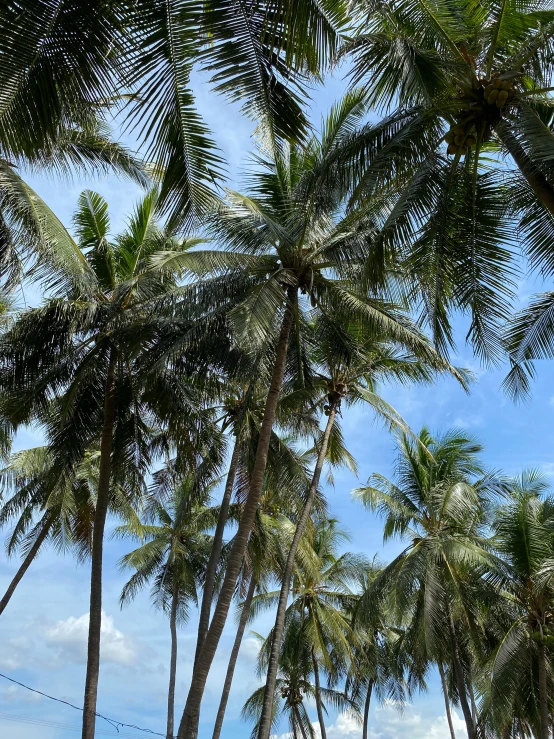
<box><xmin>438</xmin><ymin>662</ymin><xmax>456</xmax><ymax>739</ymax></box>
<box><xmin>498</xmin><ymin>125</ymin><xmax>554</xmax><ymax>216</ymax></box>
<box><xmin>538</xmin><ymin>640</ymin><xmax>549</xmax><ymax>739</ymax></box>
<box><xmin>362</xmin><ymin>679</ymin><xmax>373</xmax><ymax>739</ymax></box>
<box><xmin>311</xmin><ymin>647</ymin><xmax>327</xmax><ymax>739</ymax></box>
<box><xmin>167</xmin><ymin>581</ymin><xmax>179</xmax><ymax>739</ymax></box>
<box><xmin>177</xmin><ymin>289</ymin><xmax>296</xmax><ymax>739</ymax></box>
<box><xmin>212</xmin><ymin>575</ymin><xmax>256</xmax><ymax>739</ymax></box>
<box><xmin>258</xmin><ymin>406</ymin><xmax>337</xmax><ymax>739</ymax></box>
<box><xmin>195</xmin><ymin>437</ymin><xmax>241</xmax><ymax>667</ymax></box>
<box><xmin>0</xmin><ymin>513</ymin><xmax>52</xmax><ymax>616</ymax></box>
<box><xmin>446</xmin><ymin>608</ymin><xmax>476</xmax><ymax>739</ymax></box>
<box><xmin>81</xmin><ymin>354</ymin><xmax>117</xmax><ymax>739</ymax></box>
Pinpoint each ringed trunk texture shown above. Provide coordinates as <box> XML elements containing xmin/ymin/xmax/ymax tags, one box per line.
<box><xmin>446</xmin><ymin>608</ymin><xmax>476</xmax><ymax>739</ymax></box>
<box><xmin>177</xmin><ymin>289</ymin><xmax>296</xmax><ymax>739</ymax></box>
<box><xmin>167</xmin><ymin>582</ymin><xmax>179</xmax><ymax>739</ymax></box>
<box><xmin>212</xmin><ymin>575</ymin><xmax>256</xmax><ymax>739</ymax></box>
<box><xmin>498</xmin><ymin>124</ymin><xmax>554</xmax><ymax>216</ymax></box>
<box><xmin>195</xmin><ymin>437</ymin><xmax>241</xmax><ymax>667</ymax></box>
<box><xmin>312</xmin><ymin>647</ymin><xmax>327</xmax><ymax>739</ymax></box>
<box><xmin>81</xmin><ymin>354</ymin><xmax>117</xmax><ymax>739</ymax></box>
<box><xmin>257</xmin><ymin>406</ymin><xmax>337</xmax><ymax>739</ymax></box>
<box><xmin>362</xmin><ymin>679</ymin><xmax>374</xmax><ymax>739</ymax></box>
<box><xmin>0</xmin><ymin>514</ymin><xmax>52</xmax><ymax>616</ymax></box>
<box><xmin>438</xmin><ymin>662</ymin><xmax>456</xmax><ymax>739</ymax></box>
<box><xmin>538</xmin><ymin>640</ymin><xmax>549</xmax><ymax>739</ymax></box>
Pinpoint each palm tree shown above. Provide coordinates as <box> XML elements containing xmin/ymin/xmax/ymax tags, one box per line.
<box><xmin>194</xmin><ymin>378</ymin><xmax>317</xmax><ymax>673</ymax></box>
<box><xmin>212</xmin><ymin>479</ymin><xmax>319</xmax><ymax>739</ymax></box>
<box><xmin>481</xmin><ymin>471</ymin><xmax>554</xmax><ymax>739</ymax></box>
<box><xmin>244</xmin><ymin>614</ymin><xmax>356</xmax><ymax>739</ymax></box>
<box><xmin>0</xmin><ymin>189</ymin><xmax>220</xmax><ymax>739</ymax></box>
<box><xmin>341</xmin><ymin>0</ymin><xmax>554</xmax><ymax>362</ymax></box>
<box><xmin>117</xmin><ymin>471</ymin><xmax>219</xmax><ymax>739</ymax></box>
<box><xmin>175</xmin><ymin>92</ymin><xmax>458</xmax><ymax>738</ymax></box>
<box><xmin>257</xmin><ymin>315</ymin><xmax>466</xmax><ymax>739</ymax></box>
<box><xmin>255</xmin><ymin>518</ymin><xmax>364</xmax><ymax>739</ymax></box>
<box><xmin>354</xmin><ymin>428</ymin><xmax>502</xmax><ymax>739</ymax></box>
<box><xmin>346</xmin><ymin>566</ymin><xmax>410</xmax><ymax>739</ymax></box>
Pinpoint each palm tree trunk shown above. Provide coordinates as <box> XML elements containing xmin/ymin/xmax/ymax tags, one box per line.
<box><xmin>498</xmin><ymin>123</ymin><xmax>554</xmax><ymax>216</ymax></box>
<box><xmin>446</xmin><ymin>607</ymin><xmax>476</xmax><ymax>739</ymax></box>
<box><xmin>195</xmin><ymin>437</ymin><xmax>241</xmax><ymax>667</ymax></box>
<box><xmin>167</xmin><ymin>580</ymin><xmax>179</xmax><ymax>739</ymax></box>
<box><xmin>212</xmin><ymin>575</ymin><xmax>256</xmax><ymax>739</ymax></box>
<box><xmin>362</xmin><ymin>679</ymin><xmax>373</xmax><ymax>739</ymax></box>
<box><xmin>177</xmin><ymin>289</ymin><xmax>296</xmax><ymax>739</ymax></box>
<box><xmin>258</xmin><ymin>405</ymin><xmax>337</xmax><ymax>739</ymax></box>
<box><xmin>311</xmin><ymin>647</ymin><xmax>327</xmax><ymax>739</ymax></box>
<box><xmin>438</xmin><ymin>662</ymin><xmax>456</xmax><ymax>739</ymax></box>
<box><xmin>293</xmin><ymin>706</ymin><xmax>309</xmax><ymax>739</ymax></box>
<box><xmin>0</xmin><ymin>514</ymin><xmax>52</xmax><ymax>616</ymax></box>
<box><xmin>538</xmin><ymin>640</ymin><xmax>549</xmax><ymax>739</ymax></box>
<box><xmin>81</xmin><ymin>353</ymin><xmax>117</xmax><ymax>739</ymax></box>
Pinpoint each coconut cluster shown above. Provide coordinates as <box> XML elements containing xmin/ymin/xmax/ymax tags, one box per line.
<box><xmin>531</xmin><ymin>627</ymin><xmax>554</xmax><ymax>645</ymax></box>
<box><xmin>444</xmin><ymin>74</ymin><xmax>517</xmax><ymax>156</ymax></box>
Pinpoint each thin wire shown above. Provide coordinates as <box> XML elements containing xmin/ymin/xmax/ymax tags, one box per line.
<box><xmin>0</xmin><ymin>712</ymin><xmax>151</xmax><ymax>738</ymax></box>
<box><xmin>0</xmin><ymin>673</ymin><xmax>175</xmax><ymax>737</ymax></box>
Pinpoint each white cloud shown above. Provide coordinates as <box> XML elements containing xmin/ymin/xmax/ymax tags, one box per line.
<box><xmin>277</xmin><ymin>704</ymin><xmax>468</xmax><ymax>739</ymax></box>
<box><xmin>44</xmin><ymin>611</ymin><xmax>137</xmax><ymax>666</ymax></box>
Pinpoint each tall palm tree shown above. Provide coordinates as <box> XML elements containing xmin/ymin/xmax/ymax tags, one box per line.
<box><xmin>0</xmin><ymin>190</ymin><xmax>220</xmax><ymax>739</ymax></box>
<box><xmin>117</xmin><ymin>471</ymin><xmax>219</xmax><ymax>739</ymax></box>
<box><xmin>257</xmin><ymin>315</ymin><xmax>466</xmax><ymax>739</ymax></box>
<box><xmin>481</xmin><ymin>471</ymin><xmax>554</xmax><ymax>739</ymax></box>
<box><xmin>175</xmin><ymin>92</ymin><xmax>458</xmax><ymax>738</ymax></box>
<box><xmin>354</xmin><ymin>428</ymin><xmax>502</xmax><ymax>739</ymax></box>
<box><xmin>341</xmin><ymin>0</ymin><xmax>554</xmax><ymax>363</ymax></box>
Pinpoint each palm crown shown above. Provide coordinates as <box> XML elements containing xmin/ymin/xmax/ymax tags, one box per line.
<box><xmin>341</xmin><ymin>0</ymin><xmax>554</xmax><ymax>363</ymax></box>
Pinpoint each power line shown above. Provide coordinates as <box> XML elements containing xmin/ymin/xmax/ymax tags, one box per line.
<box><xmin>0</xmin><ymin>712</ymin><xmax>151</xmax><ymax>738</ymax></box>
<box><xmin>0</xmin><ymin>673</ymin><xmax>174</xmax><ymax>738</ymax></box>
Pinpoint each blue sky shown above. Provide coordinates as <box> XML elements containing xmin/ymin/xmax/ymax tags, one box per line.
<box><xmin>1</xmin><ymin>66</ymin><xmax>554</xmax><ymax>739</ymax></box>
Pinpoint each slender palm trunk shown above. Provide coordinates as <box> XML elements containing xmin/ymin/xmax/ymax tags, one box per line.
<box><xmin>81</xmin><ymin>354</ymin><xmax>117</xmax><ymax>739</ymax></box>
<box><xmin>498</xmin><ymin>124</ymin><xmax>554</xmax><ymax>216</ymax></box>
<box><xmin>212</xmin><ymin>575</ymin><xmax>256</xmax><ymax>739</ymax></box>
<box><xmin>258</xmin><ymin>405</ymin><xmax>337</xmax><ymax>739</ymax></box>
<box><xmin>538</xmin><ymin>640</ymin><xmax>549</xmax><ymax>739</ymax></box>
<box><xmin>293</xmin><ymin>706</ymin><xmax>309</xmax><ymax>739</ymax></box>
<box><xmin>177</xmin><ymin>289</ymin><xmax>296</xmax><ymax>739</ymax></box>
<box><xmin>167</xmin><ymin>581</ymin><xmax>179</xmax><ymax>739</ymax></box>
<box><xmin>446</xmin><ymin>608</ymin><xmax>476</xmax><ymax>739</ymax></box>
<box><xmin>195</xmin><ymin>438</ymin><xmax>241</xmax><ymax>667</ymax></box>
<box><xmin>438</xmin><ymin>662</ymin><xmax>456</xmax><ymax>739</ymax></box>
<box><xmin>362</xmin><ymin>679</ymin><xmax>373</xmax><ymax>739</ymax></box>
<box><xmin>311</xmin><ymin>647</ymin><xmax>327</xmax><ymax>739</ymax></box>
<box><xmin>0</xmin><ymin>514</ymin><xmax>52</xmax><ymax>616</ymax></box>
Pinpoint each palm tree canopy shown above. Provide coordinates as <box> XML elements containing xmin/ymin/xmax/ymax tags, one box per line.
<box><xmin>339</xmin><ymin>0</ymin><xmax>554</xmax><ymax>364</ymax></box>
